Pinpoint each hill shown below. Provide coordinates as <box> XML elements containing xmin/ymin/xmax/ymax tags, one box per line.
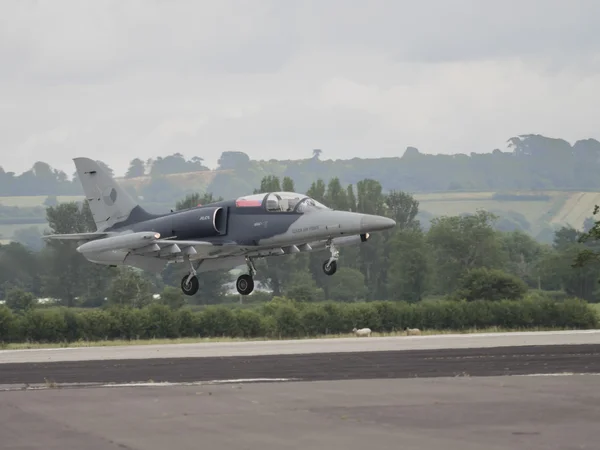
<box><xmin>2</xmin><ymin>133</ymin><xmax>600</xmax><ymax>244</ymax></box>
<box><xmin>2</xmin><ymin>134</ymin><xmax>600</xmax><ymax>197</ymax></box>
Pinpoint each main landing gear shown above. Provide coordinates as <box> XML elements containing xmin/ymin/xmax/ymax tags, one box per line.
<box><xmin>180</xmin><ymin>256</ymin><xmax>258</xmax><ymax>297</ymax></box>
<box><xmin>181</xmin><ymin>258</ymin><xmax>201</xmax><ymax>296</ymax></box>
<box><xmin>322</xmin><ymin>239</ymin><xmax>339</xmax><ymax>276</ymax></box>
<box><xmin>236</xmin><ymin>256</ymin><xmax>256</xmax><ymax>295</ymax></box>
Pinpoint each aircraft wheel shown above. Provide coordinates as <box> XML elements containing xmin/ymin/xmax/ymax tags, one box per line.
<box><xmin>323</xmin><ymin>260</ymin><xmax>337</xmax><ymax>276</ymax></box>
<box><xmin>181</xmin><ymin>275</ymin><xmax>199</xmax><ymax>296</ymax></box>
<box><xmin>236</xmin><ymin>274</ymin><xmax>254</xmax><ymax>295</ymax></box>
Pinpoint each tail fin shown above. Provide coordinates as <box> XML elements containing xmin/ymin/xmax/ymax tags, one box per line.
<box><xmin>73</xmin><ymin>157</ymin><xmax>148</xmax><ymax>232</ymax></box>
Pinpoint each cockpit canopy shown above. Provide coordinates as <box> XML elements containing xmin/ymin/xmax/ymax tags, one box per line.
<box><xmin>235</xmin><ymin>191</ymin><xmax>330</xmax><ymax>213</ymax></box>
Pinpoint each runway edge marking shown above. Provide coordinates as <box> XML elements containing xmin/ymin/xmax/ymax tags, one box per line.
<box><xmin>0</xmin><ymin>377</ymin><xmax>302</xmax><ymax>392</ymax></box>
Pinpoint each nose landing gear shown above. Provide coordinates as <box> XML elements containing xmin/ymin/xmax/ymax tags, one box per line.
<box><xmin>322</xmin><ymin>240</ymin><xmax>339</xmax><ymax>276</ymax></box>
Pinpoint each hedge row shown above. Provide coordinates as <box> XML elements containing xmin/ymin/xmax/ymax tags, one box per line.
<box><xmin>0</xmin><ymin>297</ymin><xmax>597</xmax><ymax>344</ymax></box>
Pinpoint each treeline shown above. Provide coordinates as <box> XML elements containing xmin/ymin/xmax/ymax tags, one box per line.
<box><xmin>3</xmin><ymin>173</ymin><xmax>600</xmax><ymax>307</ymax></box>
<box><xmin>0</xmin><ymin>154</ymin><xmax>209</xmax><ymax>197</ymax></box>
<box><xmin>3</xmin><ymin>134</ymin><xmax>600</xmax><ymax>198</ymax></box>
<box><xmin>0</xmin><ymin>296</ymin><xmax>597</xmax><ymax>344</ymax></box>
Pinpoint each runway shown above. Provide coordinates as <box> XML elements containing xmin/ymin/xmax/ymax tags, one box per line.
<box><xmin>2</xmin><ymin>329</ymin><xmax>600</xmax><ymax>364</ymax></box>
<box><xmin>2</xmin><ymin>375</ymin><xmax>599</xmax><ymax>450</ymax></box>
<box><xmin>2</xmin><ymin>331</ymin><xmax>600</xmax><ymax>449</ymax></box>
<box><xmin>0</xmin><ymin>340</ymin><xmax>600</xmax><ymax>388</ymax></box>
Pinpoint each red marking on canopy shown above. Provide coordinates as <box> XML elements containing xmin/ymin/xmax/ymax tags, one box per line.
<box><xmin>236</xmin><ymin>199</ymin><xmax>262</xmax><ymax>207</ymax></box>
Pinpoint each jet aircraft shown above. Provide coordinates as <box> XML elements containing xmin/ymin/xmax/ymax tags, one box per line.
<box><xmin>44</xmin><ymin>158</ymin><xmax>396</xmax><ymax>297</ymax></box>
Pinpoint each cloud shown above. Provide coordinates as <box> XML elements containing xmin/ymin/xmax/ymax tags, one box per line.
<box><xmin>0</xmin><ymin>0</ymin><xmax>599</xmax><ymax>177</ymax></box>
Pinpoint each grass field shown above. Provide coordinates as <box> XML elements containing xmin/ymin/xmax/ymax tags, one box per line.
<box><xmin>550</xmin><ymin>192</ymin><xmax>600</xmax><ymax>228</ymax></box>
<box><xmin>117</xmin><ymin>170</ymin><xmax>229</xmax><ymax>192</ymax></box>
<box><xmin>0</xmin><ymin>195</ymin><xmax>83</xmax><ymax>207</ymax></box>
<box><xmin>413</xmin><ymin>191</ymin><xmax>597</xmax><ymax>231</ymax></box>
<box><xmin>0</xmin><ymin>326</ymin><xmax>584</xmax><ymax>350</ymax></box>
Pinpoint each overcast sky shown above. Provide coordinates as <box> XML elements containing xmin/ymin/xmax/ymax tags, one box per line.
<box><xmin>1</xmin><ymin>0</ymin><xmax>599</xmax><ymax>177</ymax></box>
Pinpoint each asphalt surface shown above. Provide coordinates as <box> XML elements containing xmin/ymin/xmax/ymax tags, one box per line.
<box><xmin>1</xmin><ymin>344</ymin><xmax>600</xmax><ymax>387</ymax></box>
<box><xmin>2</xmin><ymin>375</ymin><xmax>600</xmax><ymax>450</ymax></box>
<box><xmin>3</xmin><ymin>329</ymin><xmax>600</xmax><ymax>364</ymax></box>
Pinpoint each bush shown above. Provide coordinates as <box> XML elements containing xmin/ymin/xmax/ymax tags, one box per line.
<box><xmin>5</xmin><ymin>288</ymin><xmax>36</xmax><ymax>312</ymax></box>
<box><xmin>454</xmin><ymin>268</ymin><xmax>528</xmax><ymax>302</ymax></box>
<box><xmin>0</xmin><ymin>305</ymin><xmax>15</xmax><ymax>342</ymax></box>
<box><xmin>0</xmin><ymin>295</ymin><xmax>597</xmax><ymax>344</ymax></box>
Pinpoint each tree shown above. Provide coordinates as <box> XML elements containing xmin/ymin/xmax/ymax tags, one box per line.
<box><xmin>386</xmin><ymin>228</ymin><xmax>430</xmax><ymax>303</ymax></box>
<box><xmin>5</xmin><ymin>287</ymin><xmax>36</xmax><ymax>312</ymax></box>
<box><xmin>217</xmin><ymin>151</ymin><xmax>250</xmax><ymax>170</ymax></box>
<box><xmin>284</xmin><ymin>271</ymin><xmax>325</xmax><ymax>302</ymax></box>
<box><xmin>159</xmin><ymin>286</ymin><xmax>185</xmax><ymax>309</ymax></box>
<box><xmin>0</xmin><ymin>242</ymin><xmax>42</xmax><ymax>297</ymax></box>
<box><xmin>282</xmin><ymin>176</ymin><xmax>295</xmax><ymax>192</ymax></box>
<box><xmin>41</xmin><ymin>201</ymin><xmax>113</xmax><ymax>306</ymax></box>
<box><xmin>499</xmin><ymin>230</ymin><xmax>543</xmax><ymax>287</ymax></box>
<box><xmin>384</xmin><ymin>191</ymin><xmax>420</xmax><ymax>230</ymax></box>
<box><xmin>254</xmin><ymin>175</ymin><xmax>281</xmax><ymax>194</ymax></box>
<box><xmin>426</xmin><ymin>211</ymin><xmax>507</xmax><ymax>294</ymax></box>
<box><xmin>325</xmin><ymin>267</ymin><xmax>368</xmax><ymax>302</ymax></box>
<box><xmin>107</xmin><ymin>268</ymin><xmax>154</xmax><ymax>308</ymax></box>
<box><xmin>324</xmin><ymin>178</ymin><xmax>348</xmax><ymax>211</ymax></box>
<box><xmin>453</xmin><ymin>268</ymin><xmax>528</xmax><ymax>302</ymax></box>
<box><xmin>125</xmin><ymin>158</ymin><xmax>146</xmax><ymax>178</ymax></box>
<box><xmin>149</xmin><ymin>153</ymin><xmax>209</xmax><ymax>176</ymax></box>
<box><xmin>548</xmin><ymin>222</ymin><xmax>600</xmax><ymax>301</ymax></box>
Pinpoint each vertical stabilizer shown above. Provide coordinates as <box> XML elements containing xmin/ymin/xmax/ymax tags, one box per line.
<box><xmin>73</xmin><ymin>157</ymin><xmax>140</xmax><ymax>231</ymax></box>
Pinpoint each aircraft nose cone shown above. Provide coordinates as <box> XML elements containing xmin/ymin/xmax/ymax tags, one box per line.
<box><xmin>360</xmin><ymin>214</ymin><xmax>396</xmax><ymax>232</ymax></box>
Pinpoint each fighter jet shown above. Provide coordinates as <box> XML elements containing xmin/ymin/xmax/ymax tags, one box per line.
<box><xmin>44</xmin><ymin>158</ymin><xmax>396</xmax><ymax>297</ymax></box>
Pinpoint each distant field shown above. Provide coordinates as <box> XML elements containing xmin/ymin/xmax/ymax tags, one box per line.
<box><xmin>413</xmin><ymin>191</ymin><xmax>598</xmax><ymax>231</ymax></box>
<box><xmin>117</xmin><ymin>170</ymin><xmax>231</xmax><ymax>192</ymax></box>
<box><xmin>413</xmin><ymin>192</ymin><xmax>496</xmax><ymax>201</ymax></box>
<box><xmin>0</xmin><ymin>195</ymin><xmax>83</xmax><ymax>207</ymax></box>
<box><xmin>550</xmin><ymin>192</ymin><xmax>600</xmax><ymax>228</ymax></box>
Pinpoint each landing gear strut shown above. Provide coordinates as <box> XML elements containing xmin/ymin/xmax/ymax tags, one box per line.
<box><xmin>322</xmin><ymin>240</ymin><xmax>339</xmax><ymax>276</ymax></box>
<box><xmin>236</xmin><ymin>256</ymin><xmax>256</xmax><ymax>295</ymax></box>
<box><xmin>181</xmin><ymin>257</ymin><xmax>201</xmax><ymax>296</ymax></box>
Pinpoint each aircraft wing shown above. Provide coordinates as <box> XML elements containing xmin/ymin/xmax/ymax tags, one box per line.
<box><xmin>140</xmin><ymin>239</ymin><xmax>254</xmax><ymax>259</ymax></box>
<box><xmin>43</xmin><ymin>232</ymin><xmax>112</xmax><ymax>241</ymax></box>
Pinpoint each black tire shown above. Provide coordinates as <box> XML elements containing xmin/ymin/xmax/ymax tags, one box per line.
<box><xmin>236</xmin><ymin>274</ymin><xmax>254</xmax><ymax>295</ymax></box>
<box><xmin>181</xmin><ymin>275</ymin><xmax>199</xmax><ymax>296</ymax></box>
<box><xmin>323</xmin><ymin>260</ymin><xmax>337</xmax><ymax>276</ymax></box>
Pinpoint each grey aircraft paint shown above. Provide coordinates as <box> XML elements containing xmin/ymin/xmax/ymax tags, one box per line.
<box><xmin>45</xmin><ymin>158</ymin><xmax>396</xmax><ymax>297</ymax></box>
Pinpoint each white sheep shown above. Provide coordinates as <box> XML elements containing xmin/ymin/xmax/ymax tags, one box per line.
<box><xmin>352</xmin><ymin>327</ymin><xmax>372</xmax><ymax>337</ymax></box>
<box><xmin>405</xmin><ymin>327</ymin><xmax>421</xmax><ymax>336</ymax></box>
